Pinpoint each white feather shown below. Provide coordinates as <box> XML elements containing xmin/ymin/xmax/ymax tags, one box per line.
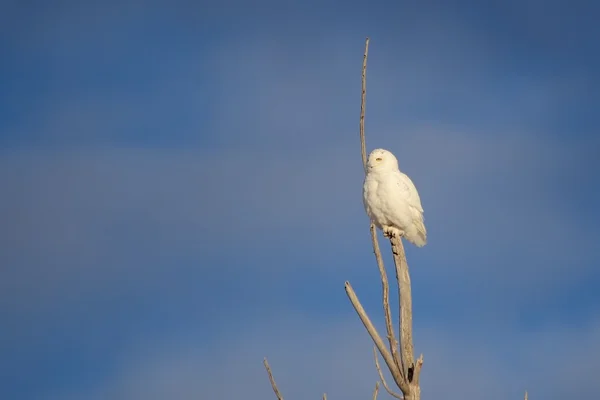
<box><xmin>363</xmin><ymin>148</ymin><xmax>427</xmax><ymax>247</ymax></box>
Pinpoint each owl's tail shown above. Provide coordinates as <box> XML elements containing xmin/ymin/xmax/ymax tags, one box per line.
<box><xmin>406</xmin><ymin>216</ymin><xmax>427</xmax><ymax>247</ymax></box>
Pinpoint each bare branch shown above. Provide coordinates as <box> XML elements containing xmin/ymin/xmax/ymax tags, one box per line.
<box><xmin>390</xmin><ymin>236</ymin><xmax>416</xmax><ymax>380</ymax></box>
<box><xmin>352</xmin><ymin>37</ymin><xmax>422</xmax><ymax>399</ymax></box>
<box><xmin>358</xmin><ymin>36</ymin><xmax>403</xmax><ymax>376</ymax></box>
<box><xmin>323</xmin><ymin>393</ymin><xmax>327</xmax><ymax>400</ymax></box>
<box><xmin>345</xmin><ymin>282</ymin><xmax>409</xmax><ymax>393</ymax></box>
<box><xmin>371</xmin><ymin>223</ymin><xmax>403</xmax><ymax>372</ymax></box>
<box><xmin>360</xmin><ymin>37</ymin><xmax>370</xmax><ymax>173</ymax></box>
<box><xmin>372</xmin><ymin>381</ymin><xmax>380</xmax><ymax>400</ymax></box>
<box><xmin>524</xmin><ymin>391</ymin><xmax>528</xmax><ymax>400</ymax></box>
<box><xmin>413</xmin><ymin>354</ymin><xmax>424</xmax><ymax>386</ymax></box>
<box><xmin>263</xmin><ymin>358</ymin><xmax>284</xmax><ymax>400</ymax></box>
<box><xmin>373</xmin><ymin>347</ymin><xmax>404</xmax><ymax>399</ymax></box>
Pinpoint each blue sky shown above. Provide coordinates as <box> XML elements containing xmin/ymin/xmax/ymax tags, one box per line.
<box><xmin>1</xmin><ymin>1</ymin><xmax>599</xmax><ymax>399</ymax></box>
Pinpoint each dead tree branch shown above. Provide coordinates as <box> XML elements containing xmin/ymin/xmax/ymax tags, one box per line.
<box><xmin>345</xmin><ymin>37</ymin><xmax>423</xmax><ymax>400</ymax></box>
<box><xmin>360</xmin><ymin>37</ymin><xmax>370</xmax><ymax>173</ymax></box>
<box><xmin>372</xmin><ymin>381</ymin><xmax>380</xmax><ymax>400</ymax></box>
<box><xmin>372</xmin><ymin>222</ymin><xmax>402</xmax><ymax>371</ymax></box>
<box><xmin>263</xmin><ymin>358</ymin><xmax>284</xmax><ymax>400</ymax></box>
<box><xmin>262</xmin><ymin>36</ymin><xmax>529</xmax><ymax>400</ymax></box>
<box><xmin>373</xmin><ymin>347</ymin><xmax>404</xmax><ymax>399</ymax></box>
<box><xmin>390</xmin><ymin>236</ymin><xmax>423</xmax><ymax>384</ymax></box>
<box><xmin>345</xmin><ymin>282</ymin><xmax>407</xmax><ymax>393</ymax></box>
<box><xmin>261</xmin><ymin>36</ymin><xmax>436</xmax><ymax>400</ymax></box>
<box><xmin>359</xmin><ymin>37</ymin><xmax>403</xmax><ymax>376</ymax></box>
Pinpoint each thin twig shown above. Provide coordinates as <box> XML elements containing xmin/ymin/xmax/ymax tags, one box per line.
<box><xmin>372</xmin><ymin>224</ymin><xmax>403</xmax><ymax>373</ymax></box>
<box><xmin>524</xmin><ymin>391</ymin><xmax>528</xmax><ymax>400</ymax></box>
<box><xmin>358</xmin><ymin>36</ymin><xmax>403</xmax><ymax>377</ymax></box>
<box><xmin>373</xmin><ymin>347</ymin><xmax>404</xmax><ymax>399</ymax></box>
<box><xmin>345</xmin><ymin>281</ymin><xmax>409</xmax><ymax>393</ymax></box>
<box><xmin>360</xmin><ymin>37</ymin><xmax>370</xmax><ymax>173</ymax></box>
<box><xmin>323</xmin><ymin>393</ymin><xmax>327</xmax><ymax>400</ymax></box>
<box><xmin>263</xmin><ymin>358</ymin><xmax>284</xmax><ymax>400</ymax></box>
<box><xmin>372</xmin><ymin>381</ymin><xmax>380</xmax><ymax>400</ymax></box>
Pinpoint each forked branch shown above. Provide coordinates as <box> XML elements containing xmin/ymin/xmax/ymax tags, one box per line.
<box><xmin>345</xmin><ymin>282</ymin><xmax>408</xmax><ymax>393</ymax></box>
<box><xmin>373</xmin><ymin>347</ymin><xmax>403</xmax><ymax>399</ymax></box>
<box><xmin>345</xmin><ymin>37</ymin><xmax>423</xmax><ymax>400</ymax></box>
<box><xmin>360</xmin><ymin>38</ymin><xmax>402</xmax><ymax>373</ymax></box>
<box><xmin>262</xmin><ymin>37</ymin><xmax>529</xmax><ymax>400</ymax></box>
<box><xmin>262</xmin><ymin>37</ymin><xmax>425</xmax><ymax>400</ymax></box>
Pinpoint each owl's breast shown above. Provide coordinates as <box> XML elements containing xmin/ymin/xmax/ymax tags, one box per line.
<box><xmin>363</xmin><ymin>176</ymin><xmax>389</xmax><ymax>227</ymax></box>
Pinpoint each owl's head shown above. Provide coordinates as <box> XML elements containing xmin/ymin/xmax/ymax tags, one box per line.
<box><xmin>366</xmin><ymin>148</ymin><xmax>399</xmax><ymax>172</ymax></box>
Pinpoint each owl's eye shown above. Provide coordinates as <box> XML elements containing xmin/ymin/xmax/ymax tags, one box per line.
<box><xmin>375</xmin><ymin>157</ymin><xmax>382</xmax><ymax>161</ymax></box>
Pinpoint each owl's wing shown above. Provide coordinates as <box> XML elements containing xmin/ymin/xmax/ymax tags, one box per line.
<box><xmin>394</xmin><ymin>171</ymin><xmax>424</xmax><ymax>213</ymax></box>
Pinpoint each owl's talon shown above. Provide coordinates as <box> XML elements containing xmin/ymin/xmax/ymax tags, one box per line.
<box><xmin>383</xmin><ymin>227</ymin><xmax>399</xmax><ymax>238</ymax></box>
<box><xmin>383</xmin><ymin>227</ymin><xmax>404</xmax><ymax>240</ymax></box>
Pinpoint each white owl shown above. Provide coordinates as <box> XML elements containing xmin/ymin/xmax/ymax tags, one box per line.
<box><xmin>363</xmin><ymin>148</ymin><xmax>427</xmax><ymax>247</ymax></box>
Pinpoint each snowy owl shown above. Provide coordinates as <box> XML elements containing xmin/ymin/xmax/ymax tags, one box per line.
<box><xmin>363</xmin><ymin>148</ymin><xmax>427</xmax><ymax>247</ymax></box>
